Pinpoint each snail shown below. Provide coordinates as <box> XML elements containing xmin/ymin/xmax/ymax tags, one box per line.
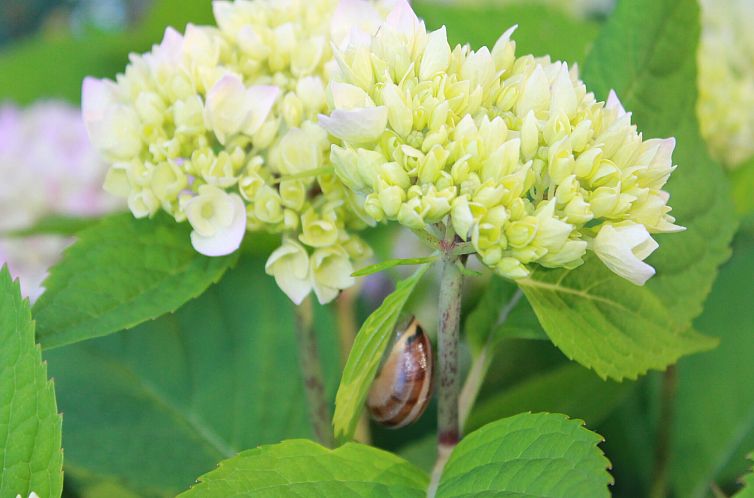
<box><xmin>367</xmin><ymin>317</ymin><xmax>434</xmax><ymax>428</ymax></box>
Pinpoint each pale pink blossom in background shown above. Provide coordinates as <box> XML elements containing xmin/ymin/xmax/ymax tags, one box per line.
<box><xmin>0</xmin><ymin>101</ymin><xmax>122</xmax><ymax>300</ymax></box>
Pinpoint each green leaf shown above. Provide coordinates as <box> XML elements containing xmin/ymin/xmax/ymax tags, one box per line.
<box><xmin>671</xmin><ymin>241</ymin><xmax>754</xmax><ymax>498</ymax></box>
<box><xmin>466</xmin><ymin>363</ymin><xmax>632</xmax><ymax>433</ymax></box>
<box><xmin>352</xmin><ymin>257</ymin><xmax>437</xmax><ymax>277</ymax></box>
<box><xmin>519</xmin><ymin>257</ymin><xmax>718</xmax><ymax>380</ymax></box>
<box><xmin>0</xmin><ymin>266</ymin><xmax>63</xmax><ymax>498</ymax></box>
<box><xmin>730</xmin><ymin>158</ymin><xmax>754</xmax><ymax>233</ymax></box>
<box><xmin>414</xmin><ymin>2</ymin><xmax>600</xmax><ymax>63</ymax></box>
<box><xmin>522</xmin><ymin>0</ymin><xmax>735</xmax><ymax>380</ymax></box>
<box><xmin>45</xmin><ymin>257</ymin><xmax>339</xmax><ymax>497</ymax></box>
<box><xmin>436</xmin><ymin>412</ymin><xmax>613</xmax><ymax>497</ymax></box>
<box><xmin>5</xmin><ymin>214</ymin><xmax>105</xmax><ymax>237</ymax></box>
<box><xmin>33</xmin><ymin>214</ymin><xmax>237</xmax><ymax>349</ymax></box>
<box><xmin>735</xmin><ymin>454</ymin><xmax>754</xmax><ymax>498</ymax></box>
<box><xmin>334</xmin><ymin>264</ymin><xmax>430</xmax><ymax>442</ymax></box>
<box><xmin>179</xmin><ymin>439</ymin><xmax>428</xmax><ymax>497</ymax></box>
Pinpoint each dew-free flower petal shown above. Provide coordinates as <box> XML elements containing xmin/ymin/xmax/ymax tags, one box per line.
<box><xmin>265</xmin><ymin>239</ymin><xmax>312</xmax><ymax>305</ymax></box>
<box><xmin>593</xmin><ymin>222</ymin><xmax>659</xmax><ymax>286</ymax></box>
<box><xmin>185</xmin><ymin>186</ymin><xmax>246</xmax><ymax>256</ymax></box>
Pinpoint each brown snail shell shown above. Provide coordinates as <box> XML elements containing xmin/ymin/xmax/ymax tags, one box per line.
<box><xmin>367</xmin><ymin>318</ymin><xmax>434</xmax><ymax>428</ymax></box>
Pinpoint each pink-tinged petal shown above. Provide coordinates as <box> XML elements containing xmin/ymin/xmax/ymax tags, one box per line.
<box><xmin>190</xmin><ymin>193</ymin><xmax>246</xmax><ymax>256</ymax></box>
<box><xmin>243</xmin><ymin>85</ymin><xmax>280</xmax><ymax>135</ymax></box>
<box><xmin>606</xmin><ymin>89</ymin><xmax>626</xmax><ymax>116</ymax></box>
<box><xmin>385</xmin><ymin>0</ymin><xmax>421</xmax><ymax>35</ymax></box>
<box><xmin>81</xmin><ymin>77</ymin><xmax>112</xmax><ymax>133</ymax></box>
<box><xmin>212</xmin><ymin>1</ymin><xmax>234</xmax><ymax>32</ymax></box>
<box><xmin>318</xmin><ymin>107</ymin><xmax>388</xmax><ymax>144</ymax></box>
<box><xmin>331</xmin><ymin>0</ymin><xmax>381</xmax><ymax>46</ymax></box>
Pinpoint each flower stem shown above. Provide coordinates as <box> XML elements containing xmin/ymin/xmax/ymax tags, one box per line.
<box><xmin>649</xmin><ymin>365</ymin><xmax>678</xmax><ymax>498</ymax></box>
<box><xmin>294</xmin><ymin>296</ymin><xmax>335</xmax><ymax>447</ymax></box>
<box><xmin>429</xmin><ymin>229</ymin><xmax>465</xmax><ymax>495</ymax></box>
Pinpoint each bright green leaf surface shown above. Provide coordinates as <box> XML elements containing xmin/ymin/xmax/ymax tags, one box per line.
<box><xmin>33</xmin><ymin>214</ymin><xmax>237</xmax><ymax>349</ymax></box>
<box><xmin>437</xmin><ymin>412</ymin><xmax>613</xmax><ymax>497</ymax></box>
<box><xmin>352</xmin><ymin>256</ymin><xmax>437</xmax><ymax>277</ymax></box>
<box><xmin>466</xmin><ymin>363</ymin><xmax>631</xmax><ymax>433</ymax></box>
<box><xmin>45</xmin><ymin>258</ymin><xmax>339</xmax><ymax>497</ymax></box>
<box><xmin>334</xmin><ymin>265</ymin><xmax>430</xmax><ymax>442</ymax></box>
<box><xmin>522</xmin><ymin>0</ymin><xmax>734</xmax><ymax>380</ymax></box>
<box><xmin>179</xmin><ymin>439</ymin><xmax>428</xmax><ymax>497</ymax></box>
<box><xmin>0</xmin><ymin>267</ymin><xmax>63</xmax><ymax>498</ymax></box>
<box><xmin>671</xmin><ymin>241</ymin><xmax>754</xmax><ymax>498</ymax></box>
<box><xmin>415</xmin><ymin>2</ymin><xmax>599</xmax><ymax>63</ymax></box>
<box><xmin>519</xmin><ymin>257</ymin><xmax>717</xmax><ymax>380</ymax></box>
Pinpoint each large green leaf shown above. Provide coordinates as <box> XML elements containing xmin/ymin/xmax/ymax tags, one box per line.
<box><xmin>519</xmin><ymin>258</ymin><xmax>717</xmax><ymax>380</ymax></box>
<box><xmin>33</xmin><ymin>214</ymin><xmax>237</xmax><ymax>349</ymax></box>
<box><xmin>671</xmin><ymin>241</ymin><xmax>754</xmax><ymax>498</ymax></box>
<box><xmin>521</xmin><ymin>0</ymin><xmax>735</xmax><ymax>380</ymax></box>
<box><xmin>45</xmin><ymin>257</ymin><xmax>339</xmax><ymax>497</ymax></box>
<box><xmin>466</xmin><ymin>363</ymin><xmax>632</xmax><ymax>433</ymax></box>
<box><xmin>333</xmin><ymin>264</ymin><xmax>430</xmax><ymax>442</ymax></box>
<box><xmin>179</xmin><ymin>439</ymin><xmax>428</xmax><ymax>497</ymax></box>
<box><xmin>415</xmin><ymin>2</ymin><xmax>599</xmax><ymax>63</ymax></box>
<box><xmin>0</xmin><ymin>266</ymin><xmax>62</xmax><ymax>498</ymax></box>
<box><xmin>436</xmin><ymin>412</ymin><xmax>613</xmax><ymax>497</ymax></box>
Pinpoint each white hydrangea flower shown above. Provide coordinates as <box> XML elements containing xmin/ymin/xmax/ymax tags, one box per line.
<box><xmin>0</xmin><ymin>102</ymin><xmax>121</xmax><ymax>301</ymax></box>
<box><xmin>16</xmin><ymin>492</ymin><xmax>39</xmax><ymax>498</ymax></box>
<box><xmin>184</xmin><ymin>185</ymin><xmax>247</xmax><ymax>256</ymax></box>
<box><xmin>321</xmin><ymin>0</ymin><xmax>683</xmax><ymax>285</ymax></box>
<box><xmin>592</xmin><ymin>222</ymin><xmax>659</xmax><ymax>285</ymax></box>
<box><xmin>82</xmin><ymin>0</ymin><xmax>393</xmax><ymax>303</ymax></box>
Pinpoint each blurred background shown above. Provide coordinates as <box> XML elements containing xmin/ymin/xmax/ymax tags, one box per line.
<box><xmin>1</xmin><ymin>1</ymin><xmax>752</xmax><ymax>498</ymax></box>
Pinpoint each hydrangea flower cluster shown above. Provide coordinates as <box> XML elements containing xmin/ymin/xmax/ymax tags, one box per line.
<box><xmin>0</xmin><ymin>102</ymin><xmax>120</xmax><ymax>300</ymax></box>
<box><xmin>698</xmin><ymin>0</ymin><xmax>754</xmax><ymax>169</ymax></box>
<box><xmin>82</xmin><ymin>0</ymin><xmax>397</xmax><ymax>304</ymax></box>
<box><xmin>321</xmin><ymin>1</ymin><xmax>682</xmax><ymax>285</ymax></box>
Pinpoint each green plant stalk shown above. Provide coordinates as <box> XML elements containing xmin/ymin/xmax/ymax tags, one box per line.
<box><xmin>294</xmin><ymin>296</ymin><xmax>335</xmax><ymax>448</ymax></box>
<box><xmin>649</xmin><ymin>365</ymin><xmax>678</xmax><ymax>498</ymax></box>
<box><xmin>429</xmin><ymin>234</ymin><xmax>465</xmax><ymax>495</ymax></box>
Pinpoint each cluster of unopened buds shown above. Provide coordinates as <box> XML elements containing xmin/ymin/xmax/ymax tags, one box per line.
<box><xmin>83</xmin><ymin>0</ymin><xmax>684</xmax><ymax>304</ymax></box>
<box><xmin>697</xmin><ymin>0</ymin><xmax>754</xmax><ymax>168</ymax></box>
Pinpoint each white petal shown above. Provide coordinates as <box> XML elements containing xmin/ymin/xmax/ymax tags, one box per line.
<box><xmin>81</xmin><ymin>77</ymin><xmax>113</xmax><ymax>137</ymax></box>
<box><xmin>606</xmin><ymin>89</ymin><xmax>627</xmax><ymax>116</ymax></box>
<box><xmin>331</xmin><ymin>0</ymin><xmax>381</xmax><ymax>47</ymax></box>
<box><xmin>593</xmin><ymin>223</ymin><xmax>657</xmax><ymax>286</ymax></box>
<box><xmin>386</xmin><ymin>0</ymin><xmax>421</xmax><ymax>36</ymax></box>
<box><xmin>329</xmin><ymin>81</ymin><xmax>373</xmax><ymax>109</ymax></box>
<box><xmin>205</xmin><ymin>74</ymin><xmax>247</xmax><ymax>144</ymax></box>
<box><xmin>190</xmin><ymin>193</ymin><xmax>246</xmax><ymax>256</ymax></box>
<box><xmin>318</xmin><ymin>107</ymin><xmax>388</xmax><ymax>144</ymax></box>
<box><xmin>419</xmin><ymin>26</ymin><xmax>451</xmax><ymax>80</ymax></box>
<box><xmin>243</xmin><ymin>84</ymin><xmax>280</xmax><ymax>135</ymax></box>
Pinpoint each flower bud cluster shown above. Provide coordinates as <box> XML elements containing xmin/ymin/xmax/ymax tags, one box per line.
<box><xmin>698</xmin><ymin>0</ymin><xmax>754</xmax><ymax>169</ymax></box>
<box><xmin>82</xmin><ymin>0</ymin><xmax>394</xmax><ymax>304</ymax></box>
<box><xmin>321</xmin><ymin>1</ymin><xmax>683</xmax><ymax>285</ymax></box>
